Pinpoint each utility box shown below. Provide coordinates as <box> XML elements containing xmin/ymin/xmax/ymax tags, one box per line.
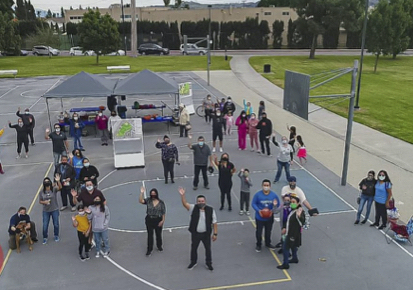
<box><xmin>263</xmin><ymin>64</ymin><xmax>271</xmax><ymax>73</ymax></box>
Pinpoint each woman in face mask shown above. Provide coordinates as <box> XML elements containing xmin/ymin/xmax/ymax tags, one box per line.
<box><xmin>87</xmin><ymin>197</ymin><xmax>110</xmax><ymax>258</ymax></box>
<box><xmin>272</xmin><ymin>134</ymin><xmax>294</xmax><ymax>183</ymax></box>
<box><xmin>248</xmin><ymin>113</ymin><xmax>259</xmax><ymax>152</ymax></box>
<box><xmin>156</xmin><ymin>135</ymin><xmax>179</xmax><ymax>184</ymax></box>
<box><xmin>8</xmin><ymin>118</ymin><xmax>29</xmax><ymax>159</ymax></box>
<box><xmin>235</xmin><ymin>110</ymin><xmax>249</xmax><ymax>151</ymax></box>
<box><xmin>69</xmin><ymin>149</ymin><xmax>86</xmax><ymax>190</ymax></box>
<box><xmin>213</xmin><ymin>153</ymin><xmax>236</xmax><ymax>211</ymax></box>
<box><xmin>95</xmin><ymin>111</ymin><xmax>109</xmax><ymax>146</ymax></box>
<box><xmin>39</xmin><ymin>173</ymin><xmax>62</xmax><ymax>244</ymax></box>
<box><xmin>355</xmin><ymin>170</ymin><xmax>376</xmax><ymax>225</ymax></box>
<box><xmin>79</xmin><ymin>158</ymin><xmax>100</xmax><ymax>186</ymax></box>
<box><xmin>371</xmin><ymin>170</ymin><xmax>393</xmax><ymax>229</ymax></box>
<box><xmin>69</xmin><ymin>113</ymin><xmax>85</xmax><ymax>151</ymax></box>
<box><xmin>139</xmin><ymin>187</ymin><xmax>166</xmax><ymax>256</ymax></box>
<box><xmin>277</xmin><ymin>194</ymin><xmax>305</xmax><ymax>270</ymax></box>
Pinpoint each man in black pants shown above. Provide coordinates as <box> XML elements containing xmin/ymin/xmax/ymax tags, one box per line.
<box><xmin>179</xmin><ymin>187</ymin><xmax>218</xmax><ymax>271</ymax></box>
<box><xmin>256</xmin><ymin>112</ymin><xmax>273</xmax><ymax>156</ymax></box>
<box><xmin>188</xmin><ymin>135</ymin><xmax>212</xmax><ymax>190</ymax></box>
<box><xmin>16</xmin><ymin>107</ymin><xmax>35</xmax><ymax>145</ymax></box>
<box><xmin>211</xmin><ymin>109</ymin><xmax>225</xmax><ymax>153</ymax></box>
<box><xmin>55</xmin><ymin>155</ymin><xmax>76</xmax><ymax>211</ymax></box>
<box><xmin>8</xmin><ymin>119</ymin><xmax>29</xmax><ymax>159</ymax></box>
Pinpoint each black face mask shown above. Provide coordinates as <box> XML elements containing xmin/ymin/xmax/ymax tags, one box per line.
<box><xmin>150</xmin><ymin>195</ymin><xmax>157</xmax><ymax>200</ymax></box>
<box><xmin>94</xmin><ymin>201</ymin><xmax>101</xmax><ymax>205</ymax></box>
<box><xmin>197</xmin><ymin>203</ymin><xmax>206</xmax><ymax>209</ymax></box>
<box><xmin>289</xmin><ymin>184</ymin><xmax>296</xmax><ymax>189</ymax></box>
<box><xmin>221</xmin><ymin>157</ymin><xmax>228</xmax><ymax>162</ymax></box>
<box><xmin>43</xmin><ymin>181</ymin><xmax>51</xmax><ymax>187</ymax></box>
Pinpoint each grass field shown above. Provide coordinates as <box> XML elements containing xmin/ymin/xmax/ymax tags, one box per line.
<box><xmin>249</xmin><ymin>55</ymin><xmax>413</xmax><ymax>144</ymax></box>
<box><xmin>0</xmin><ymin>55</ymin><xmax>231</xmax><ymax>77</ymax></box>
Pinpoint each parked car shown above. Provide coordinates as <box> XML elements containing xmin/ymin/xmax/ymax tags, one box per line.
<box><xmin>105</xmin><ymin>50</ymin><xmax>126</xmax><ymax>56</ymax></box>
<box><xmin>138</xmin><ymin>43</ymin><xmax>169</xmax><ymax>55</ymax></box>
<box><xmin>32</xmin><ymin>45</ymin><xmax>60</xmax><ymax>56</ymax></box>
<box><xmin>1</xmin><ymin>48</ymin><xmax>28</xmax><ymax>56</ymax></box>
<box><xmin>69</xmin><ymin>46</ymin><xmax>95</xmax><ymax>56</ymax></box>
<box><xmin>180</xmin><ymin>43</ymin><xmax>207</xmax><ymax>55</ymax></box>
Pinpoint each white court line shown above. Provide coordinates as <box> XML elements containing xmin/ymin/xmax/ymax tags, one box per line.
<box><xmin>0</xmin><ymin>86</ymin><xmax>19</xmax><ymax>99</ymax></box>
<box><xmin>98</xmin><ymin>169</ymin><xmax>117</xmax><ymax>185</ymax></box>
<box><xmin>104</xmin><ymin>256</ymin><xmax>168</xmax><ymax>290</ymax></box>
<box><xmin>109</xmin><ymin>220</ymin><xmax>252</xmax><ymax>233</ymax></box>
<box><xmin>296</xmin><ymin>162</ymin><xmax>413</xmax><ymax>258</ymax></box>
<box><xmin>317</xmin><ymin>210</ymin><xmax>356</xmax><ymax>216</ymax></box>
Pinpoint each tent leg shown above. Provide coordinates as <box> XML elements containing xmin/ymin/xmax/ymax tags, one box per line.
<box><xmin>46</xmin><ymin>98</ymin><xmax>52</xmax><ymax>129</ymax></box>
<box><xmin>60</xmin><ymin>98</ymin><xmax>64</xmax><ymax>112</ymax></box>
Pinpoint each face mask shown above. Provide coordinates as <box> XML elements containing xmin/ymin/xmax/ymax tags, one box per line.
<box><xmin>216</xmin><ymin>113</ymin><xmax>221</xmax><ymax>116</ymax></box>
<box><xmin>221</xmin><ymin>157</ymin><xmax>228</xmax><ymax>162</ymax></box>
<box><xmin>198</xmin><ymin>142</ymin><xmax>204</xmax><ymax>146</ymax></box>
<box><xmin>74</xmin><ymin>117</ymin><xmax>78</xmax><ymax>121</ymax></box>
<box><xmin>198</xmin><ymin>203</ymin><xmax>206</xmax><ymax>209</ymax></box>
<box><xmin>98</xmin><ymin>113</ymin><xmax>102</xmax><ymax>117</ymax></box>
<box><xmin>289</xmin><ymin>184</ymin><xmax>296</xmax><ymax>189</ymax></box>
<box><xmin>242</xmin><ymin>114</ymin><xmax>246</xmax><ymax>118</ymax></box>
<box><xmin>282</xmin><ymin>140</ymin><xmax>288</xmax><ymax>144</ymax></box>
<box><xmin>378</xmin><ymin>175</ymin><xmax>385</xmax><ymax>181</ymax></box>
<box><xmin>150</xmin><ymin>195</ymin><xmax>157</xmax><ymax>200</ymax></box>
<box><xmin>86</xmin><ymin>186</ymin><xmax>94</xmax><ymax>191</ymax></box>
<box><xmin>262</xmin><ymin>116</ymin><xmax>267</xmax><ymax>119</ymax></box>
<box><xmin>263</xmin><ymin>186</ymin><xmax>270</xmax><ymax>192</ymax></box>
<box><xmin>284</xmin><ymin>201</ymin><xmax>290</xmax><ymax>206</ymax></box>
<box><xmin>207</xmin><ymin>97</ymin><xmax>211</xmax><ymax>100</ymax></box>
<box><xmin>25</xmin><ymin>111</ymin><xmax>29</xmax><ymax>114</ymax></box>
<box><xmin>227</xmin><ymin>100</ymin><xmax>232</xmax><ymax>103</ymax></box>
<box><xmin>244</xmin><ymin>172</ymin><xmax>249</xmax><ymax>177</ymax></box>
<box><xmin>43</xmin><ymin>181</ymin><xmax>51</xmax><ymax>187</ymax></box>
<box><xmin>76</xmin><ymin>153</ymin><xmax>80</xmax><ymax>156</ymax></box>
<box><xmin>94</xmin><ymin>200</ymin><xmax>101</xmax><ymax>205</ymax></box>
<box><xmin>78</xmin><ymin>211</ymin><xmax>85</xmax><ymax>216</ymax></box>
<box><xmin>55</xmin><ymin>128</ymin><xmax>60</xmax><ymax>132</ymax></box>
<box><xmin>18</xmin><ymin>122</ymin><xmax>23</xmax><ymax>127</ymax></box>
<box><xmin>84</xmin><ymin>163</ymin><xmax>90</xmax><ymax>168</ymax></box>
<box><xmin>112</xmin><ymin>114</ymin><xmax>116</xmax><ymax>117</ymax></box>
<box><xmin>251</xmin><ymin>116</ymin><xmax>255</xmax><ymax>119</ymax></box>
<box><xmin>61</xmin><ymin>161</ymin><xmax>67</xmax><ymax>165</ymax></box>
<box><xmin>290</xmin><ymin>203</ymin><xmax>298</xmax><ymax>210</ymax></box>
<box><xmin>164</xmin><ymin>140</ymin><xmax>170</xmax><ymax>144</ymax></box>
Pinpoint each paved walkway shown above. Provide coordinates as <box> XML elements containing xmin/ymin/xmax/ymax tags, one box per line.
<box><xmin>194</xmin><ymin>55</ymin><xmax>413</xmax><ymax>221</ymax></box>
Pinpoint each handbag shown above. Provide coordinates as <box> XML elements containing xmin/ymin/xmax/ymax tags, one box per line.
<box><xmin>185</xmin><ymin>122</ymin><xmax>192</xmax><ymax>131</ymax></box>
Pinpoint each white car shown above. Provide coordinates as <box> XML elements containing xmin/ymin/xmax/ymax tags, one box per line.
<box><xmin>69</xmin><ymin>46</ymin><xmax>95</xmax><ymax>56</ymax></box>
<box><xmin>106</xmin><ymin>50</ymin><xmax>125</xmax><ymax>56</ymax></box>
<box><xmin>32</xmin><ymin>45</ymin><xmax>60</xmax><ymax>56</ymax></box>
<box><xmin>180</xmin><ymin>44</ymin><xmax>207</xmax><ymax>55</ymax></box>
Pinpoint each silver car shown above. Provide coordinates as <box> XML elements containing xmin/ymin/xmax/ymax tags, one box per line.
<box><xmin>180</xmin><ymin>44</ymin><xmax>207</xmax><ymax>55</ymax></box>
<box><xmin>69</xmin><ymin>46</ymin><xmax>95</xmax><ymax>56</ymax></box>
<box><xmin>32</xmin><ymin>45</ymin><xmax>60</xmax><ymax>56</ymax></box>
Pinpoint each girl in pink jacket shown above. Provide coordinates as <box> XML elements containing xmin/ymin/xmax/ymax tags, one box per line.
<box><xmin>235</xmin><ymin>111</ymin><xmax>249</xmax><ymax>150</ymax></box>
<box><xmin>248</xmin><ymin>113</ymin><xmax>259</xmax><ymax>152</ymax></box>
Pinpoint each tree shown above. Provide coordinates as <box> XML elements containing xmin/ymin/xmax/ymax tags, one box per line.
<box><xmin>78</xmin><ymin>9</ymin><xmax>120</xmax><ymax>64</ymax></box>
<box><xmin>66</xmin><ymin>22</ymin><xmax>78</xmax><ymax>34</ymax></box>
<box><xmin>0</xmin><ymin>12</ymin><xmax>21</xmax><ymax>53</ymax></box>
<box><xmin>46</xmin><ymin>9</ymin><xmax>52</xmax><ymax>18</ymax></box>
<box><xmin>79</xmin><ymin>5</ymin><xmax>82</xmax><ymax>9</ymax></box>
<box><xmin>62</xmin><ymin>22</ymin><xmax>66</xmax><ymax>33</ymax></box>
<box><xmin>61</xmin><ymin>7</ymin><xmax>65</xmax><ymax>17</ymax></box>
<box><xmin>70</xmin><ymin>6</ymin><xmax>73</xmax><ymax>10</ymax></box>
<box><xmin>174</xmin><ymin>0</ymin><xmax>182</xmax><ymax>8</ymax></box>
<box><xmin>163</xmin><ymin>0</ymin><xmax>170</xmax><ymax>6</ymax></box>
<box><xmin>52</xmin><ymin>12</ymin><xmax>56</xmax><ymax>18</ymax></box>
<box><xmin>26</xmin><ymin>27</ymin><xmax>60</xmax><ymax>57</ymax></box>
<box><xmin>0</xmin><ymin>0</ymin><xmax>14</xmax><ymax>17</ymax></box>
<box><xmin>272</xmin><ymin>20</ymin><xmax>284</xmax><ymax>48</ymax></box>
<box><xmin>258</xmin><ymin>0</ymin><xmax>290</xmax><ymax>7</ymax></box>
<box><xmin>385</xmin><ymin>0</ymin><xmax>411</xmax><ymax>58</ymax></box>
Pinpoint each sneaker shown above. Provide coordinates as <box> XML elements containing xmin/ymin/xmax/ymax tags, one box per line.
<box><xmin>246</xmin><ymin>211</ymin><xmax>250</xmax><ymax>216</ymax></box>
<box><xmin>204</xmin><ymin>185</ymin><xmax>210</xmax><ymax>189</ymax></box>
<box><xmin>370</xmin><ymin>223</ymin><xmax>379</xmax><ymax>227</ymax></box>
<box><xmin>206</xmin><ymin>264</ymin><xmax>214</xmax><ymax>271</ymax></box>
<box><xmin>277</xmin><ymin>264</ymin><xmax>289</xmax><ymax>270</ymax></box>
<box><xmin>25</xmin><ymin>154</ymin><xmax>29</xmax><ymax>159</ymax></box>
<box><xmin>239</xmin><ymin>210</ymin><xmax>244</xmax><ymax>215</ymax></box>
<box><xmin>95</xmin><ymin>252</ymin><xmax>100</xmax><ymax>258</ymax></box>
<box><xmin>255</xmin><ymin>245</ymin><xmax>261</xmax><ymax>252</ymax></box>
<box><xmin>54</xmin><ymin>236</ymin><xmax>60</xmax><ymax>242</ymax></box>
<box><xmin>250</xmin><ymin>149</ymin><xmax>255</xmax><ymax>152</ymax></box>
<box><xmin>187</xmin><ymin>262</ymin><xmax>197</xmax><ymax>270</ymax></box>
<box><xmin>266</xmin><ymin>244</ymin><xmax>276</xmax><ymax>250</ymax></box>
<box><xmin>354</xmin><ymin>220</ymin><xmax>359</xmax><ymax>225</ymax></box>
<box><xmin>228</xmin><ymin>206</ymin><xmax>232</xmax><ymax>211</ymax></box>
<box><xmin>71</xmin><ymin>206</ymin><xmax>77</xmax><ymax>212</ymax></box>
<box><xmin>16</xmin><ymin>154</ymin><xmax>21</xmax><ymax>159</ymax></box>
<box><xmin>42</xmin><ymin>238</ymin><xmax>48</xmax><ymax>245</ymax></box>
<box><xmin>361</xmin><ymin>220</ymin><xmax>367</xmax><ymax>224</ymax></box>
<box><xmin>273</xmin><ymin>180</ymin><xmax>278</xmax><ymax>184</ymax></box>
<box><xmin>32</xmin><ymin>238</ymin><xmax>38</xmax><ymax>242</ymax></box>
<box><xmin>193</xmin><ymin>186</ymin><xmax>198</xmax><ymax>190</ymax></box>
<box><xmin>219</xmin><ymin>148</ymin><xmax>223</xmax><ymax>153</ymax></box>
<box><xmin>79</xmin><ymin>255</ymin><xmax>86</xmax><ymax>261</ymax></box>
<box><xmin>85</xmin><ymin>252</ymin><xmax>90</xmax><ymax>260</ymax></box>
<box><xmin>275</xmin><ymin>242</ymin><xmax>283</xmax><ymax>248</ymax></box>
<box><xmin>31</xmin><ymin>143</ymin><xmax>36</xmax><ymax>146</ymax></box>
<box><xmin>157</xmin><ymin>247</ymin><xmax>163</xmax><ymax>252</ymax></box>
<box><xmin>171</xmin><ymin>180</ymin><xmax>175</xmax><ymax>184</ymax></box>
<box><xmin>378</xmin><ymin>224</ymin><xmax>386</xmax><ymax>230</ymax></box>
<box><xmin>104</xmin><ymin>251</ymin><xmax>110</xmax><ymax>257</ymax></box>
<box><xmin>146</xmin><ymin>250</ymin><xmax>152</xmax><ymax>257</ymax></box>
<box><xmin>212</xmin><ymin>148</ymin><xmax>216</xmax><ymax>153</ymax></box>
<box><xmin>60</xmin><ymin>206</ymin><xmax>67</xmax><ymax>211</ymax></box>
<box><xmin>219</xmin><ymin>206</ymin><xmax>224</xmax><ymax>211</ymax></box>
<box><xmin>289</xmin><ymin>259</ymin><xmax>299</xmax><ymax>264</ymax></box>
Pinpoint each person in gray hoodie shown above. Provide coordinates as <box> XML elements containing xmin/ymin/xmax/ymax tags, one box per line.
<box><xmin>87</xmin><ymin>196</ymin><xmax>110</xmax><ymax>258</ymax></box>
<box><xmin>238</xmin><ymin>168</ymin><xmax>253</xmax><ymax>215</ymax></box>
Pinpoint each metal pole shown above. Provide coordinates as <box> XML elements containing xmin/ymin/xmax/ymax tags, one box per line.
<box><xmin>131</xmin><ymin>0</ymin><xmax>137</xmax><ymax>57</ymax></box>
<box><xmin>354</xmin><ymin>0</ymin><xmax>369</xmax><ymax>109</ymax></box>
<box><xmin>121</xmin><ymin>0</ymin><xmax>127</xmax><ymax>55</ymax></box>
<box><xmin>207</xmin><ymin>35</ymin><xmax>210</xmax><ymax>86</ymax></box>
<box><xmin>341</xmin><ymin>60</ymin><xmax>358</xmax><ymax>186</ymax></box>
<box><xmin>46</xmin><ymin>98</ymin><xmax>52</xmax><ymax>129</ymax></box>
<box><xmin>208</xmin><ymin>5</ymin><xmax>212</xmax><ymax>47</ymax></box>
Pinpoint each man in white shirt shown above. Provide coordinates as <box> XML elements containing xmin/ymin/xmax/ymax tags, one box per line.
<box><xmin>281</xmin><ymin>176</ymin><xmax>316</xmax><ymax>213</ymax></box>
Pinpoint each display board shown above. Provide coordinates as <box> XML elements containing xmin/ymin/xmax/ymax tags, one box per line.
<box><xmin>179</xmin><ymin>82</ymin><xmax>195</xmax><ymax>114</ymax></box>
<box><xmin>112</xmin><ymin>118</ymin><xmax>145</xmax><ymax>168</ymax></box>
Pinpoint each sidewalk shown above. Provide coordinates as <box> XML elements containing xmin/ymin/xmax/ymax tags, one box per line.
<box><xmin>193</xmin><ymin>55</ymin><xmax>413</xmax><ymax>221</ymax></box>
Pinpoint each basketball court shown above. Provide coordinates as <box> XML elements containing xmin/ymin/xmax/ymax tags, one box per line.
<box><xmin>0</xmin><ymin>73</ymin><xmax>412</xmax><ymax>290</ymax></box>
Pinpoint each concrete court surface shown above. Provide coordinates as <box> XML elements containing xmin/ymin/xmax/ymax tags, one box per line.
<box><xmin>0</xmin><ymin>73</ymin><xmax>412</xmax><ymax>290</ymax></box>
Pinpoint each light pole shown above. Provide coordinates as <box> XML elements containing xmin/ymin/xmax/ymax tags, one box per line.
<box><xmin>354</xmin><ymin>0</ymin><xmax>369</xmax><ymax>109</ymax></box>
<box><xmin>207</xmin><ymin>5</ymin><xmax>212</xmax><ymax>86</ymax></box>
<box><xmin>208</xmin><ymin>5</ymin><xmax>212</xmax><ymax>44</ymax></box>
<box><xmin>121</xmin><ymin>0</ymin><xmax>127</xmax><ymax>55</ymax></box>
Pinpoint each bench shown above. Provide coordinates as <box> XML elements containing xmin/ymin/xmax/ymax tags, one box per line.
<box><xmin>0</xmin><ymin>70</ymin><xmax>18</xmax><ymax>78</ymax></box>
<box><xmin>107</xmin><ymin>65</ymin><xmax>130</xmax><ymax>73</ymax></box>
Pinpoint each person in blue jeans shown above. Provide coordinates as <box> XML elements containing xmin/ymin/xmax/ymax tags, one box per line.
<box><xmin>39</xmin><ymin>174</ymin><xmax>62</xmax><ymax>244</ymax></box>
<box><xmin>355</xmin><ymin>170</ymin><xmax>376</xmax><ymax>225</ymax></box>
<box><xmin>87</xmin><ymin>196</ymin><xmax>110</xmax><ymax>258</ymax></box>
<box><xmin>272</xmin><ymin>135</ymin><xmax>294</xmax><ymax>183</ymax></box>
<box><xmin>69</xmin><ymin>113</ymin><xmax>85</xmax><ymax>151</ymax></box>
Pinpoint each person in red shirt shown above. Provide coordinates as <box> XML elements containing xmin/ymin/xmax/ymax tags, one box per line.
<box><xmin>95</xmin><ymin>111</ymin><xmax>109</xmax><ymax>146</ymax></box>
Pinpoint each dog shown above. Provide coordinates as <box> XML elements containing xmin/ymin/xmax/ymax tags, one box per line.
<box><xmin>15</xmin><ymin>221</ymin><xmax>33</xmax><ymax>253</ymax></box>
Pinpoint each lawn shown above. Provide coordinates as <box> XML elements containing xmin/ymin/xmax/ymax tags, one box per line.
<box><xmin>249</xmin><ymin>55</ymin><xmax>413</xmax><ymax>144</ymax></box>
<box><xmin>0</xmin><ymin>55</ymin><xmax>231</xmax><ymax>77</ymax></box>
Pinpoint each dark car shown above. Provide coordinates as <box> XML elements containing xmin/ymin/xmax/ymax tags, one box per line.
<box><xmin>138</xmin><ymin>43</ymin><xmax>169</xmax><ymax>55</ymax></box>
<box><xmin>1</xmin><ymin>48</ymin><xmax>29</xmax><ymax>56</ymax></box>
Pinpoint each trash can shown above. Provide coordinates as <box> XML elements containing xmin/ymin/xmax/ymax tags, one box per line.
<box><xmin>117</xmin><ymin>106</ymin><xmax>127</xmax><ymax>119</ymax></box>
<box><xmin>263</xmin><ymin>64</ymin><xmax>271</xmax><ymax>73</ymax></box>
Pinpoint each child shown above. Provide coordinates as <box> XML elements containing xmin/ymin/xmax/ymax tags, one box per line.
<box><xmin>224</xmin><ymin>112</ymin><xmax>235</xmax><ymax>135</ymax></box>
<box><xmin>276</xmin><ymin>194</ymin><xmax>292</xmax><ymax>250</ymax></box>
<box><xmin>243</xmin><ymin>99</ymin><xmax>253</xmax><ymax>118</ymax></box>
<box><xmin>296</xmin><ymin>135</ymin><xmax>307</xmax><ymax>164</ymax></box>
<box><xmin>258</xmin><ymin>101</ymin><xmax>265</xmax><ymax>120</ymax></box>
<box><xmin>71</xmin><ymin>204</ymin><xmax>91</xmax><ymax>261</ymax></box>
<box><xmin>287</xmin><ymin>124</ymin><xmax>296</xmax><ymax>162</ymax></box>
<box><xmin>238</xmin><ymin>168</ymin><xmax>253</xmax><ymax>215</ymax></box>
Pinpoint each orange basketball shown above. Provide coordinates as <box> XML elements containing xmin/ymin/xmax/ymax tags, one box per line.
<box><xmin>260</xmin><ymin>208</ymin><xmax>272</xmax><ymax>218</ymax></box>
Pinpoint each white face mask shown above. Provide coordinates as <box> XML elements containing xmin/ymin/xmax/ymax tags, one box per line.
<box><xmin>25</xmin><ymin>111</ymin><xmax>29</xmax><ymax>114</ymax></box>
<box><xmin>55</xmin><ymin>128</ymin><xmax>60</xmax><ymax>132</ymax></box>
<box><xmin>18</xmin><ymin>122</ymin><xmax>23</xmax><ymax>127</ymax></box>
<box><xmin>378</xmin><ymin>175</ymin><xmax>385</xmax><ymax>181</ymax></box>
<box><xmin>78</xmin><ymin>211</ymin><xmax>85</xmax><ymax>216</ymax></box>
<box><xmin>86</xmin><ymin>185</ymin><xmax>94</xmax><ymax>191</ymax></box>
<box><xmin>216</xmin><ymin>113</ymin><xmax>221</xmax><ymax>116</ymax></box>
<box><xmin>84</xmin><ymin>163</ymin><xmax>90</xmax><ymax>167</ymax></box>
<box><xmin>282</xmin><ymin>140</ymin><xmax>288</xmax><ymax>144</ymax></box>
<box><xmin>74</xmin><ymin>117</ymin><xmax>78</xmax><ymax>121</ymax></box>
<box><xmin>98</xmin><ymin>113</ymin><xmax>102</xmax><ymax>117</ymax></box>
<box><xmin>263</xmin><ymin>186</ymin><xmax>270</xmax><ymax>192</ymax></box>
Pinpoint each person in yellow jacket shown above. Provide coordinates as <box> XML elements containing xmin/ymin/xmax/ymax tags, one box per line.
<box><xmin>0</xmin><ymin>127</ymin><xmax>5</xmax><ymax>174</ymax></box>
